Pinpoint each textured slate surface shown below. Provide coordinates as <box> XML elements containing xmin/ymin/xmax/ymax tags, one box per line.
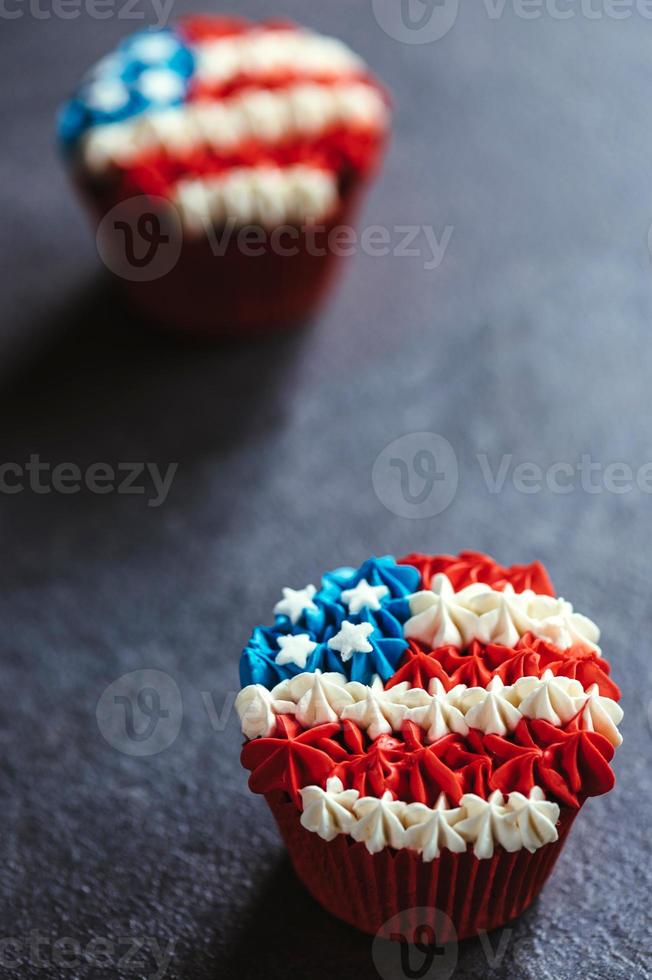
<box><xmin>1</xmin><ymin>2</ymin><xmax>651</xmax><ymax>978</ymax></box>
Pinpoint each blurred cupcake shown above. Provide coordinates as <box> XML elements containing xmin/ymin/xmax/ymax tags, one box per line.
<box><xmin>58</xmin><ymin>17</ymin><xmax>390</xmax><ymax>337</ymax></box>
<box><xmin>236</xmin><ymin>552</ymin><xmax>622</xmax><ymax>940</ymax></box>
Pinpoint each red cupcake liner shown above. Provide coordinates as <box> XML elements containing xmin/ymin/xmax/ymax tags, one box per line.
<box><xmin>265</xmin><ymin>790</ymin><xmax>579</xmax><ymax>942</ymax></box>
<box><xmin>75</xmin><ymin>172</ymin><xmax>374</xmax><ymax>339</ymax></box>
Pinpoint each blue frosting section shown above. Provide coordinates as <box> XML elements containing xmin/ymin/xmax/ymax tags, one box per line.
<box><xmin>57</xmin><ymin>27</ymin><xmax>195</xmax><ymax>148</ymax></box>
<box><xmin>239</xmin><ymin>557</ymin><xmax>420</xmax><ymax>688</ymax></box>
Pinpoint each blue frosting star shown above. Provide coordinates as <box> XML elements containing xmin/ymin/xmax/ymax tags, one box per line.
<box><xmin>57</xmin><ymin>27</ymin><xmax>195</xmax><ymax>148</ymax></box>
<box><xmin>239</xmin><ymin>557</ymin><xmax>421</xmax><ymax>689</ymax></box>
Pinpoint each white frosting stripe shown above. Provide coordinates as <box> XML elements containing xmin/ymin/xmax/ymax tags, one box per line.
<box><xmin>172</xmin><ymin>165</ymin><xmax>339</xmax><ymax>232</ymax></box>
<box><xmin>404</xmin><ymin>574</ymin><xmax>601</xmax><ymax>654</ymax></box>
<box><xmin>299</xmin><ymin>781</ymin><xmax>561</xmax><ymax>859</ymax></box>
<box><xmin>236</xmin><ymin>670</ymin><xmax>623</xmax><ymax>745</ymax></box>
<box><xmin>81</xmin><ymin>81</ymin><xmax>388</xmax><ymax>174</ymax></box>
<box><xmin>194</xmin><ymin>29</ymin><xmax>365</xmax><ymax>85</ymax></box>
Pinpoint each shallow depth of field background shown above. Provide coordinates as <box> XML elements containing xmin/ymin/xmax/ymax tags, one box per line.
<box><xmin>0</xmin><ymin>3</ymin><xmax>650</xmax><ymax>978</ymax></box>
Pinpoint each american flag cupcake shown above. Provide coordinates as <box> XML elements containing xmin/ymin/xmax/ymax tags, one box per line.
<box><xmin>236</xmin><ymin>551</ymin><xmax>622</xmax><ymax>940</ymax></box>
<box><xmin>58</xmin><ymin>18</ymin><xmax>390</xmax><ymax>337</ymax></box>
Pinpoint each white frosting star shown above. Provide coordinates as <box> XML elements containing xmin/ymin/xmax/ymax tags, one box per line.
<box><xmin>351</xmin><ymin>792</ymin><xmax>407</xmax><ymax>853</ymax></box>
<box><xmin>575</xmin><ymin>683</ymin><xmax>623</xmax><ymax>746</ymax></box>
<box><xmin>505</xmin><ymin>788</ymin><xmax>560</xmax><ymax>852</ymax></box>
<box><xmin>409</xmin><ymin>679</ymin><xmax>469</xmax><ymax>741</ymax></box>
<box><xmin>512</xmin><ymin>670</ymin><xmax>584</xmax><ymax>726</ymax></box>
<box><xmin>404</xmin><ymin>574</ymin><xmax>488</xmax><ymax>648</ymax></box>
<box><xmin>527</xmin><ymin>595</ymin><xmax>601</xmax><ymax>654</ymax></box>
<box><xmin>328</xmin><ymin>620</ymin><xmax>374</xmax><ymax>662</ymax></box>
<box><xmin>136</xmin><ymin>68</ymin><xmax>186</xmax><ymax>103</ymax></box>
<box><xmin>274</xmin><ymin>584</ymin><xmax>319</xmax><ymax>624</ymax></box>
<box><xmin>340</xmin><ymin>578</ymin><xmax>390</xmax><ymax>614</ymax></box>
<box><xmin>294</xmin><ymin>671</ymin><xmax>355</xmax><ymax>727</ymax></box>
<box><xmin>403</xmin><ymin>794</ymin><xmax>467</xmax><ymax>861</ymax></box>
<box><xmin>84</xmin><ymin>78</ymin><xmax>131</xmax><ymax>113</ymax></box>
<box><xmin>461</xmin><ymin>676</ymin><xmax>523</xmax><ymax>736</ymax></box>
<box><xmin>465</xmin><ymin>584</ymin><xmax>534</xmax><ymax>647</ymax></box>
<box><xmin>455</xmin><ymin>791</ymin><xmax>521</xmax><ymax>859</ymax></box>
<box><xmin>275</xmin><ymin>633</ymin><xmax>317</xmax><ymax>669</ymax></box>
<box><xmin>341</xmin><ymin>684</ymin><xmax>410</xmax><ymax>740</ymax></box>
<box><xmin>235</xmin><ymin>684</ymin><xmax>296</xmax><ymax>739</ymax></box>
<box><xmin>300</xmin><ymin>777</ymin><xmax>359</xmax><ymax>841</ymax></box>
<box><xmin>402</xmin><ymin>575</ymin><xmax>602</xmax><ymax>654</ymax></box>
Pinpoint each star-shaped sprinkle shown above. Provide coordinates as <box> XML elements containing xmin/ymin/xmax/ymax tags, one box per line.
<box><xmin>328</xmin><ymin>620</ymin><xmax>374</xmax><ymax>663</ymax></box>
<box><xmin>274</xmin><ymin>585</ymin><xmax>318</xmax><ymax>624</ymax></box>
<box><xmin>275</xmin><ymin>633</ymin><xmax>317</xmax><ymax>669</ymax></box>
<box><xmin>340</xmin><ymin>578</ymin><xmax>390</xmax><ymax>614</ymax></box>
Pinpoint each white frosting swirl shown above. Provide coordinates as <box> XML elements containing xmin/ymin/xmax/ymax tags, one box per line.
<box><xmin>403</xmin><ymin>794</ymin><xmax>467</xmax><ymax>861</ymax></box>
<box><xmin>408</xmin><ymin>679</ymin><xmax>469</xmax><ymax>740</ymax></box>
<box><xmin>297</xmin><ymin>783</ymin><xmax>561</xmax><ymax>858</ymax></box>
<box><xmin>234</xmin><ymin>683</ymin><xmax>296</xmax><ymax>739</ymax></box>
<box><xmin>173</xmin><ymin>165</ymin><xmax>339</xmax><ymax>234</ymax></box>
<box><xmin>238</xmin><ymin>669</ymin><xmax>623</xmax><ymax>743</ymax></box>
<box><xmin>461</xmin><ymin>676</ymin><xmax>523</xmax><ymax>737</ymax></box>
<box><xmin>195</xmin><ymin>29</ymin><xmax>365</xmax><ymax>85</ymax></box>
<box><xmin>350</xmin><ymin>792</ymin><xmax>407</xmax><ymax>854</ymax></box>
<box><xmin>300</xmin><ymin>777</ymin><xmax>359</xmax><ymax>841</ymax></box>
<box><xmin>81</xmin><ymin>81</ymin><xmax>388</xmax><ymax>174</ymax></box>
<box><xmin>340</xmin><ymin>678</ymin><xmax>428</xmax><ymax>740</ymax></box>
<box><xmin>293</xmin><ymin>672</ymin><xmax>355</xmax><ymax>728</ymax></box>
<box><xmin>574</xmin><ymin>682</ymin><xmax>624</xmax><ymax>747</ymax></box>
<box><xmin>455</xmin><ymin>789</ymin><xmax>560</xmax><ymax>859</ymax></box>
<box><xmin>404</xmin><ymin>575</ymin><xmax>601</xmax><ymax>655</ymax></box>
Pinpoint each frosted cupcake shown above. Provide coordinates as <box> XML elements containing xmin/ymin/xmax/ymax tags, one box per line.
<box><xmin>236</xmin><ymin>552</ymin><xmax>622</xmax><ymax>940</ymax></box>
<box><xmin>58</xmin><ymin>17</ymin><xmax>389</xmax><ymax>336</ymax></box>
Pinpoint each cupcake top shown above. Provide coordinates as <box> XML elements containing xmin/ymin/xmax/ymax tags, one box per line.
<box><xmin>237</xmin><ymin>552</ymin><xmax>623</xmax><ymax>860</ymax></box>
<box><xmin>58</xmin><ymin>17</ymin><xmax>389</xmax><ymax>231</ymax></box>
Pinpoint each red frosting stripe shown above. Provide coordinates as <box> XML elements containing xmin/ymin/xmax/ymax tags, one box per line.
<box><xmin>387</xmin><ymin>635</ymin><xmax>620</xmax><ymax>700</ymax></box>
<box><xmin>178</xmin><ymin>15</ymin><xmax>267</xmax><ymax>43</ymax></box>
<box><xmin>242</xmin><ymin>717</ymin><xmax>347</xmax><ymax>807</ymax></box>
<box><xmin>116</xmin><ymin>125</ymin><xmax>386</xmax><ymax>203</ymax></box>
<box><xmin>485</xmin><ymin>717</ymin><xmax>615</xmax><ymax>808</ymax></box>
<box><xmin>241</xmin><ymin>708</ymin><xmax>617</xmax><ymax>812</ymax></box>
<box><xmin>398</xmin><ymin>550</ymin><xmax>556</xmax><ymax>596</ymax></box>
<box><xmin>188</xmin><ymin>69</ymin><xmax>373</xmax><ymax>104</ymax></box>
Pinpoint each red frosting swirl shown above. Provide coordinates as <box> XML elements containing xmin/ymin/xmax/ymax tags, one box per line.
<box><xmin>398</xmin><ymin>550</ymin><xmax>555</xmax><ymax>596</ymax></box>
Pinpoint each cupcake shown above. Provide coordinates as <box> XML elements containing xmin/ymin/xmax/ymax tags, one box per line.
<box><xmin>58</xmin><ymin>17</ymin><xmax>389</xmax><ymax>337</ymax></box>
<box><xmin>236</xmin><ymin>552</ymin><xmax>622</xmax><ymax>941</ymax></box>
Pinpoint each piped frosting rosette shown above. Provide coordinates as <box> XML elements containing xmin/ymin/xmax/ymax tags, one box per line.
<box><xmin>238</xmin><ymin>552</ymin><xmax>622</xmax><ymax>870</ymax></box>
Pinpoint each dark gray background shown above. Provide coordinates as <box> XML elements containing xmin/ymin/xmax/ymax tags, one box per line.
<box><xmin>1</xmin><ymin>1</ymin><xmax>651</xmax><ymax>978</ymax></box>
